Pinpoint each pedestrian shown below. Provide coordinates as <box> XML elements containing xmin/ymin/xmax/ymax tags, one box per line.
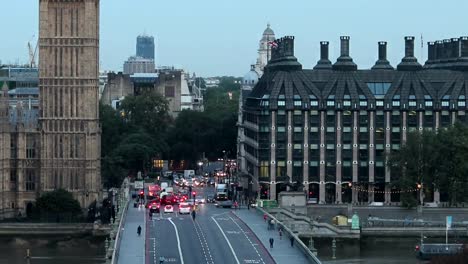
<box><xmin>263</xmin><ymin>213</ymin><xmax>267</xmax><ymax>222</ymax></box>
<box><xmin>290</xmin><ymin>236</ymin><xmax>294</xmax><ymax>247</ymax></box>
<box><xmin>191</xmin><ymin>210</ymin><xmax>196</xmax><ymax>221</ymax></box>
<box><xmin>279</xmin><ymin>228</ymin><xmax>283</xmax><ymax>240</ymax></box>
<box><xmin>269</xmin><ymin>237</ymin><xmax>274</xmax><ymax>249</ymax></box>
<box><xmin>247</xmin><ymin>202</ymin><xmax>250</xmax><ymax>210</ymax></box>
<box><xmin>270</xmin><ymin>219</ymin><xmax>275</xmax><ymax>230</ymax></box>
<box><xmin>137</xmin><ymin>225</ymin><xmax>142</xmax><ymax>236</ymax></box>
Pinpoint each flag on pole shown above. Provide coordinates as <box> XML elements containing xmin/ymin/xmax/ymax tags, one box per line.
<box><xmin>268</xmin><ymin>41</ymin><xmax>278</xmax><ymax>49</ymax></box>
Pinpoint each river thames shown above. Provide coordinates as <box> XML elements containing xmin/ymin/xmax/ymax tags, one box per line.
<box><xmin>0</xmin><ymin>237</ymin><xmax>106</xmax><ymax>264</ymax></box>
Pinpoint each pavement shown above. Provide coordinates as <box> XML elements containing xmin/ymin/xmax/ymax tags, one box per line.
<box><xmin>233</xmin><ymin>208</ymin><xmax>311</xmax><ymax>264</ymax></box>
<box><xmin>117</xmin><ymin>203</ymin><xmax>146</xmax><ymax>264</ymax></box>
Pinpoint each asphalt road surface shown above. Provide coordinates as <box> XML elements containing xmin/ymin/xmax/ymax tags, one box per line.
<box><xmin>145</xmin><ymin>185</ymin><xmax>275</xmax><ymax>264</ymax></box>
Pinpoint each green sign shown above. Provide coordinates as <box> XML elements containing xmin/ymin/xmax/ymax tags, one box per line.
<box><xmin>351</xmin><ymin>213</ymin><xmax>360</xmax><ymax>230</ymax></box>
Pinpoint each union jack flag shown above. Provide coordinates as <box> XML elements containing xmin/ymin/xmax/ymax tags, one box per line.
<box><xmin>268</xmin><ymin>41</ymin><xmax>278</xmax><ymax>49</ymax></box>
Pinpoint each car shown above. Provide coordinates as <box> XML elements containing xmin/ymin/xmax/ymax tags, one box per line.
<box><xmin>146</xmin><ymin>198</ymin><xmax>160</xmax><ymax>208</ymax></box>
<box><xmin>206</xmin><ymin>194</ymin><xmax>215</xmax><ymax>203</ymax></box>
<box><xmin>150</xmin><ymin>203</ymin><xmax>160</xmax><ymax>213</ymax></box>
<box><xmin>164</xmin><ymin>205</ymin><xmax>174</xmax><ymax>213</ymax></box>
<box><xmin>195</xmin><ymin>196</ymin><xmax>205</xmax><ymax>204</ymax></box>
<box><xmin>178</xmin><ymin>203</ymin><xmax>191</xmax><ymax>214</ymax></box>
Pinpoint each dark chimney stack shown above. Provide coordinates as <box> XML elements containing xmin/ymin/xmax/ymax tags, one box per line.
<box><xmin>427</xmin><ymin>42</ymin><xmax>436</xmax><ymax>62</ymax></box>
<box><xmin>397</xmin><ymin>36</ymin><xmax>422</xmax><ymax>71</ymax></box>
<box><xmin>340</xmin><ymin>36</ymin><xmax>350</xmax><ymax>57</ymax></box>
<box><xmin>332</xmin><ymin>36</ymin><xmax>357</xmax><ymax>71</ymax></box>
<box><xmin>461</xmin><ymin>37</ymin><xmax>468</xmax><ymax>58</ymax></box>
<box><xmin>265</xmin><ymin>36</ymin><xmax>302</xmax><ymax>72</ymax></box>
<box><xmin>451</xmin><ymin>38</ymin><xmax>460</xmax><ymax>60</ymax></box>
<box><xmin>404</xmin><ymin>36</ymin><xmax>415</xmax><ymax>58</ymax></box>
<box><xmin>372</xmin><ymin>41</ymin><xmax>393</xmax><ymax>70</ymax></box>
<box><xmin>378</xmin><ymin>41</ymin><xmax>387</xmax><ymax>60</ymax></box>
<box><xmin>321</xmin><ymin>41</ymin><xmax>329</xmax><ymax>60</ymax></box>
<box><xmin>435</xmin><ymin>40</ymin><xmax>444</xmax><ymax>61</ymax></box>
<box><xmin>314</xmin><ymin>41</ymin><xmax>332</xmax><ymax>69</ymax></box>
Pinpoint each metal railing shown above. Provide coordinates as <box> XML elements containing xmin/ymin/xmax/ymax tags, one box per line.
<box><xmin>256</xmin><ymin>207</ymin><xmax>322</xmax><ymax>264</ymax></box>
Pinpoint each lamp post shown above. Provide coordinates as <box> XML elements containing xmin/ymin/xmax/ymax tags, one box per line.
<box><xmin>197</xmin><ymin>161</ymin><xmax>203</xmax><ymax>175</ymax></box>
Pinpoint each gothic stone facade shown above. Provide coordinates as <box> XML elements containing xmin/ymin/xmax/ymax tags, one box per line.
<box><xmin>0</xmin><ymin>0</ymin><xmax>101</xmax><ymax>219</ymax></box>
<box><xmin>241</xmin><ymin>35</ymin><xmax>468</xmax><ymax>205</ymax></box>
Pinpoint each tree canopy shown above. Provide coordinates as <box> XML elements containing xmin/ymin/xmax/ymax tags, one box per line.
<box><xmin>389</xmin><ymin>124</ymin><xmax>468</xmax><ymax>207</ymax></box>
<box><xmin>34</xmin><ymin>189</ymin><xmax>82</xmax><ymax>221</ymax></box>
<box><xmin>100</xmin><ymin>79</ymin><xmax>241</xmax><ymax>187</ymax></box>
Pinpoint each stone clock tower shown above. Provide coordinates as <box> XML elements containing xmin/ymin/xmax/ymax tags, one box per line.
<box><xmin>38</xmin><ymin>0</ymin><xmax>101</xmax><ymax>207</ymax></box>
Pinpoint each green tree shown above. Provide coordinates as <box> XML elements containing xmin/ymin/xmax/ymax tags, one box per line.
<box><xmin>436</xmin><ymin>124</ymin><xmax>468</xmax><ymax>204</ymax></box>
<box><xmin>119</xmin><ymin>91</ymin><xmax>172</xmax><ymax>136</ymax></box>
<box><xmin>35</xmin><ymin>189</ymin><xmax>82</xmax><ymax>222</ymax></box>
<box><xmin>388</xmin><ymin>130</ymin><xmax>438</xmax><ymax>208</ymax></box>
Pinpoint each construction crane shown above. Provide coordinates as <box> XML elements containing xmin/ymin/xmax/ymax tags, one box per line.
<box><xmin>28</xmin><ymin>35</ymin><xmax>38</xmax><ymax>68</ymax></box>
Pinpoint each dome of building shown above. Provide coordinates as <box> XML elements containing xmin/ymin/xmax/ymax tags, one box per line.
<box><xmin>263</xmin><ymin>23</ymin><xmax>275</xmax><ymax>35</ymax></box>
<box><xmin>243</xmin><ymin>65</ymin><xmax>259</xmax><ymax>86</ymax></box>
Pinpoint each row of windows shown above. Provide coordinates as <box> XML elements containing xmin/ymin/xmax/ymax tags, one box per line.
<box><xmin>261</xmin><ymin>98</ymin><xmax>466</xmax><ymax>109</ymax></box>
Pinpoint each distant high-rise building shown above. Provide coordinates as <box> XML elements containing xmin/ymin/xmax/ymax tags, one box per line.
<box><xmin>136</xmin><ymin>35</ymin><xmax>155</xmax><ymax>60</ymax></box>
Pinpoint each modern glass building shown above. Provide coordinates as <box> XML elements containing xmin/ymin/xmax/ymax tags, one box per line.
<box><xmin>136</xmin><ymin>35</ymin><xmax>155</xmax><ymax>60</ymax></box>
<box><xmin>239</xmin><ymin>35</ymin><xmax>468</xmax><ymax>205</ymax></box>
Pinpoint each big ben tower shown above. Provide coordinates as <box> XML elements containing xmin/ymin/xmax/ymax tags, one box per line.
<box><xmin>38</xmin><ymin>0</ymin><xmax>101</xmax><ymax>207</ymax></box>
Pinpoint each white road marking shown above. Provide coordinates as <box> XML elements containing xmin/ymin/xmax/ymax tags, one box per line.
<box><xmin>229</xmin><ymin>216</ymin><xmax>266</xmax><ymax>264</ymax></box>
<box><xmin>168</xmin><ymin>218</ymin><xmax>185</xmax><ymax>264</ymax></box>
<box><xmin>193</xmin><ymin>218</ymin><xmax>214</xmax><ymax>264</ymax></box>
<box><xmin>211</xmin><ymin>216</ymin><xmax>240</xmax><ymax>264</ymax></box>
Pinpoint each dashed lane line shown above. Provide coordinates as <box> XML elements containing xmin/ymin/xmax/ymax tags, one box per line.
<box><xmin>229</xmin><ymin>216</ymin><xmax>266</xmax><ymax>264</ymax></box>
<box><xmin>193</xmin><ymin>218</ymin><xmax>214</xmax><ymax>264</ymax></box>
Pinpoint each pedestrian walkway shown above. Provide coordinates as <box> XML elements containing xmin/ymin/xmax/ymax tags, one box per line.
<box><xmin>233</xmin><ymin>208</ymin><xmax>310</xmax><ymax>264</ymax></box>
<box><xmin>117</xmin><ymin>203</ymin><xmax>146</xmax><ymax>264</ymax></box>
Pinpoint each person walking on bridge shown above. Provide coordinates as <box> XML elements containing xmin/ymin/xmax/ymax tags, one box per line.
<box><xmin>137</xmin><ymin>225</ymin><xmax>142</xmax><ymax>236</ymax></box>
<box><xmin>269</xmin><ymin>237</ymin><xmax>274</xmax><ymax>249</ymax></box>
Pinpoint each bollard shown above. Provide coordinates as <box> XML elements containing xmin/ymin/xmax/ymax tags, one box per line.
<box><xmin>332</xmin><ymin>238</ymin><xmax>337</xmax><ymax>259</ymax></box>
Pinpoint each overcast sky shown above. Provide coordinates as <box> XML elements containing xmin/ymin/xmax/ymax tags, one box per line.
<box><xmin>1</xmin><ymin>0</ymin><xmax>467</xmax><ymax>77</ymax></box>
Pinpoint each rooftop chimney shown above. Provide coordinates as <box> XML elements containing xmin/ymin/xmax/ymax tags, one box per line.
<box><xmin>426</xmin><ymin>42</ymin><xmax>436</xmax><ymax>64</ymax></box>
<box><xmin>332</xmin><ymin>36</ymin><xmax>357</xmax><ymax>71</ymax></box>
<box><xmin>314</xmin><ymin>41</ymin><xmax>332</xmax><ymax>69</ymax></box>
<box><xmin>461</xmin><ymin>37</ymin><xmax>468</xmax><ymax>58</ymax></box>
<box><xmin>450</xmin><ymin>38</ymin><xmax>460</xmax><ymax>61</ymax></box>
<box><xmin>397</xmin><ymin>36</ymin><xmax>422</xmax><ymax>71</ymax></box>
<box><xmin>372</xmin><ymin>41</ymin><xmax>393</xmax><ymax>70</ymax></box>
<box><xmin>435</xmin><ymin>40</ymin><xmax>444</xmax><ymax>61</ymax></box>
<box><xmin>265</xmin><ymin>36</ymin><xmax>302</xmax><ymax>72</ymax></box>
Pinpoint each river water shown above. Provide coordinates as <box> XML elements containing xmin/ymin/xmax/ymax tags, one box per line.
<box><xmin>314</xmin><ymin>237</ymin><xmax>468</xmax><ymax>264</ymax></box>
<box><xmin>0</xmin><ymin>237</ymin><xmax>106</xmax><ymax>264</ymax></box>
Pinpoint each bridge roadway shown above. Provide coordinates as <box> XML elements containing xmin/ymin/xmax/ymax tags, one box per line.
<box><xmin>145</xmin><ymin>185</ymin><xmax>275</xmax><ymax>264</ymax></box>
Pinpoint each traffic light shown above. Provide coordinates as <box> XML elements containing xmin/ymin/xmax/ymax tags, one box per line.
<box><xmin>416</xmin><ymin>183</ymin><xmax>422</xmax><ymax>189</ymax></box>
<box><xmin>192</xmin><ymin>191</ymin><xmax>196</xmax><ymax>196</ymax></box>
<box><xmin>348</xmin><ymin>182</ymin><xmax>352</xmax><ymax>187</ymax></box>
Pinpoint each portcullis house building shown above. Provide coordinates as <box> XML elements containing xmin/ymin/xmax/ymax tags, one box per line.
<box><xmin>239</xmin><ymin>35</ymin><xmax>468</xmax><ymax>205</ymax></box>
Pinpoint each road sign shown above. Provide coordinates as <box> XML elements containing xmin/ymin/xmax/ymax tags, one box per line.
<box><xmin>134</xmin><ymin>181</ymin><xmax>144</xmax><ymax>189</ymax></box>
<box><xmin>446</xmin><ymin>216</ymin><xmax>452</xmax><ymax>229</ymax></box>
